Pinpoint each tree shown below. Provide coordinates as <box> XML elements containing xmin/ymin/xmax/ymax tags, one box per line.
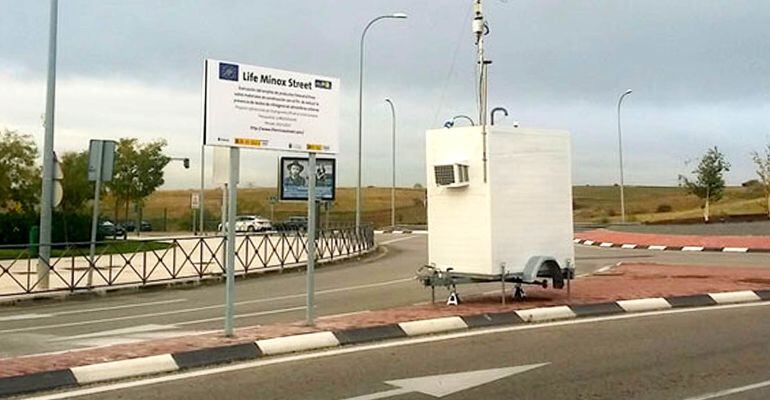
<box><xmin>59</xmin><ymin>151</ymin><xmax>93</xmax><ymax>213</ymax></box>
<box><xmin>0</xmin><ymin>128</ymin><xmax>40</xmax><ymax>212</ymax></box>
<box><xmin>107</xmin><ymin>138</ymin><xmax>137</xmax><ymax>223</ymax></box>
<box><xmin>751</xmin><ymin>145</ymin><xmax>770</xmax><ymax>218</ymax></box>
<box><xmin>679</xmin><ymin>146</ymin><xmax>731</xmax><ymax>222</ymax></box>
<box><xmin>105</xmin><ymin>138</ymin><xmax>170</xmax><ymax>223</ymax></box>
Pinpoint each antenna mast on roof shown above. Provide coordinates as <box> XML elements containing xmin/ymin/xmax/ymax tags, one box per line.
<box><xmin>473</xmin><ymin>0</ymin><xmax>491</xmax><ymax>181</ymax></box>
<box><xmin>473</xmin><ymin>0</ymin><xmax>489</xmax><ymax>127</ymax></box>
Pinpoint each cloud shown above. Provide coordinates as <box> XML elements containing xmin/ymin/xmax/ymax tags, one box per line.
<box><xmin>1</xmin><ymin>0</ymin><xmax>770</xmax><ymax>190</ymax></box>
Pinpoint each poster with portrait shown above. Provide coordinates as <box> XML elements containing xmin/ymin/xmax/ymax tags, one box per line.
<box><xmin>279</xmin><ymin>157</ymin><xmax>336</xmax><ymax>201</ymax></box>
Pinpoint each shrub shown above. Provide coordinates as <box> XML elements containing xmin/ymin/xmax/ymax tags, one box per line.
<box><xmin>742</xmin><ymin>179</ymin><xmax>761</xmax><ymax>188</ymax></box>
<box><xmin>656</xmin><ymin>204</ymin><xmax>673</xmax><ymax>213</ymax></box>
<box><xmin>0</xmin><ymin>212</ymin><xmax>100</xmax><ymax>245</ymax></box>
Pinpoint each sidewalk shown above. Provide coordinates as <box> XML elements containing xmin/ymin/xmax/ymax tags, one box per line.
<box><xmin>575</xmin><ymin>228</ymin><xmax>770</xmax><ymax>251</ymax></box>
<box><xmin>3</xmin><ymin>262</ymin><xmax>770</xmax><ymax>380</ymax></box>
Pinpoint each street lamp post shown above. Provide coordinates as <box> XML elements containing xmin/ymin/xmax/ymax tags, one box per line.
<box><xmin>38</xmin><ymin>0</ymin><xmax>59</xmax><ymax>289</ymax></box>
<box><xmin>385</xmin><ymin>98</ymin><xmax>396</xmax><ymax>228</ymax></box>
<box><xmin>356</xmin><ymin>13</ymin><xmax>407</xmax><ymax>230</ymax></box>
<box><xmin>617</xmin><ymin>89</ymin><xmax>633</xmax><ymax>223</ymax></box>
<box><xmin>443</xmin><ymin>115</ymin><xmax>476</xmax><ymax>128</ymax></box>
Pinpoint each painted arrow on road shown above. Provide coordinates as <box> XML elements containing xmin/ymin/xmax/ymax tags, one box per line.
<box><xmin>342</xmin><ymin>363</ymin><xmax>550</xmax><ymax>399</ymax></box>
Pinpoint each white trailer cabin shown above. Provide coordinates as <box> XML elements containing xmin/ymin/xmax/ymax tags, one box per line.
<box><xmin>424</xmin><ymin>125</ymin><xmax>574</xmax><ymax>289</ymax></box>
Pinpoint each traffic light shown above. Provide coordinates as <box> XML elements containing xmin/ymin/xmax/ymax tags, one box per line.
<box><xmin>183</xmin><ymin>158</ymin><xmax>190</xmax><ymax>169</ymax></box>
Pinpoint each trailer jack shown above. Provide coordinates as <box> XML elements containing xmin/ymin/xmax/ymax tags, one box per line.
<box><xmin>513</xmin><ymin>283</ymin><xmax>526</xmax><ymax>301</ymax></box>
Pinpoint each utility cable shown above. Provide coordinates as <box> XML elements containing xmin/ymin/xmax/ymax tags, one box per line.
<box><xmin>431</xmin><ymin>4</ymin><xmax>474</xmax><ymax>127</ymax></box>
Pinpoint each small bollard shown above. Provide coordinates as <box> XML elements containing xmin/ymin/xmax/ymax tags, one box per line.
<box><xmin>500</xmin><ymin>263</ymin><xmax>506</xmax><ymax>305</ymax></box>
<box><xmin>29</xmin><ymin>225</ymin><xmax>40</xmax><ymax>258</ymax></box>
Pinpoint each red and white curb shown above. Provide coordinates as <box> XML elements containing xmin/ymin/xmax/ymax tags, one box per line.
<box><xmin>375</xmin><ymin>230</ymin><xmax>428</xmax><ymax>235</ymax></box>
<box><xmin>3</xmin><ymin>289</ymin><xmax>769</xmax><ymax>397</ymax></box>
<box><xmin>573</xmin><ymin>238</ymin><xmax>763</xmax><ymax>253</ymax></box>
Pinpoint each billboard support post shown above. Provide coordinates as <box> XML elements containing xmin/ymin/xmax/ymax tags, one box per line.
<box><xmin>87</xmin><ymin>142</ymin><xmax>104</xmax><ymax>287</ymax></box>
<box><xmin>306</xmin><ymin>153</ymin><xmax>317</xmax><ymax>326</ymax></box>
<box><xmin>199</xmin><ymin>144</ymin><xmax>205</xmax><ymax>234</ymax></box>
<box><xmin>224</xmin><ymin>147</ymin><xmax>239</xmax><ymax>337</ymax></box>
<box><xmin>87</xmin><ymin>139</ymin><xmax>115</xmax><ymax>287</ymax></box>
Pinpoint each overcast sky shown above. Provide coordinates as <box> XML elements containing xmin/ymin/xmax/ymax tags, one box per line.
<box><xmin>1</xmin><ymin>0</ymin><xmax>769</xmax><ymax>189</ymax></box>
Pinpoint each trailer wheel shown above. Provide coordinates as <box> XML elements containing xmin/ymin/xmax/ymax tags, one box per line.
<box><xmin>547</xmin><ymin>261</ymin><xmax>565</xmax><ymax>289</ymax></box>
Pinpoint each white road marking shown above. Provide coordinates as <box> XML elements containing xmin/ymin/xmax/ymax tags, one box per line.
<box><xmin>49</xmin><ymin>324</ymin><xmax>179</xmax><ymax>342</ymax></box>
<box><xmin>680</xmin><ymin>378</ymin><xmax>770</xmax><ymax>400</ymax></box>
<box><xmin>317</xmin><ymin>310</ymin><xmax>371</xmax><ymax>320</ymax></box>
<box><xmin>722</xmin><ymin>247</ymin><xmax>749</xmax><ymax>253</ymax></box>
<box><xmin>0</xmin><ymin>313</ymin><xmax>53</xmax><ymax>321</ymax></box>
<box><xmin>0</xmin><ymin>278</ymin><xmax>412</xmax><ymax>334</ymax></box>
<box><xmin>648</xmin><ymin>245</ymin><xmax>667</xmax><ymax>251</ymax></box>
<box><xmin>24</xmin><ymin>301</ymin><xmax>770</xmax><ymax>400</ymax></box>
<box><xmin>175</xmin><ymin>306</ymin><xmax>306</xmax><ymax>326</ymax></box>
<box><xmin>595</xmin><ymin>265</ymin><xmax>614</xmax><ymax>274</ymax></box>
<box><xmin>343</xmin><ymin>364</ymin><xmax>549</xmax><ymax>399</ymax></box>
<box><xmin>621</xmin><ymin>244</ymin><xmax>638</xmax><ymax>249</ymax></box>
<box><xmin>54</xmin><ymin>299</ymin><xmax>188</xmax><ymax>316</ymax></box>
<box><xmin>0</xmin><ymin>299</ymin><xmax>187</xmax><ymax>322</ymax></box>
<box><xmin>64</xmin><ymin>331</ymin><xmax>199</xmax><ymax>348</ymax></box>
<box><xmin>599</xmin><ymin>242</ymin><xmax>614</xmax><ymax>247</ymax></box>
<box><xmin>379</xmin><ymin>236</ymin><xmax>418</xmax><ymax>245</ymax></box>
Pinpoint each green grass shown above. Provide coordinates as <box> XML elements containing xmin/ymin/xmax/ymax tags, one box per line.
<box><xmin>0</xmin><ymin>240</ymin><xmax>172</xmax><ymax>261</ymax></box>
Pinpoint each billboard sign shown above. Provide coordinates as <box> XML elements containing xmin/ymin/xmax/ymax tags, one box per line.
<box><xmin>279</xmin><ymin>157</ymin><xmax>336</xmax><ymax>201</ymax></box>
<box><xmin>203</xmin><ymin>59</ymin><xmax>340</xmax><ymax>154</ymax></box>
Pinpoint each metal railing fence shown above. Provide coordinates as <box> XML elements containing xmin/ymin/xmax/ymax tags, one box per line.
<box><xmin>0</xmin><ymin>225</ymin><xmax>374</xmax><ymax>296</ymax></box>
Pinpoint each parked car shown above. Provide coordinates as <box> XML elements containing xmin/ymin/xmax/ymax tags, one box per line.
<box><xmin>274</xmin><ymin>216</ymin><xmax>308</xmax><ymax>232</ymax></box>
<box><xmin>98</xmin><ymin>220</ymin><xmax>127</xmax><ymax>239</ymax></box>
<box><xmin>219</xmin><ymin>215</ymin><xmax>272</xmax><ymax>232</ymax></box>
<box><xmin>124</xmin><ymin>220</ymin><xmax>152</xmax><ymax>232</ymax></box>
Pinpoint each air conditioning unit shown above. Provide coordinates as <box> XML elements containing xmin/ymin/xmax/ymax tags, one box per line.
<box><xmin>433</xmin><ymin>163</ymin><xmax>469</xmax><ymax>188</ymax></box>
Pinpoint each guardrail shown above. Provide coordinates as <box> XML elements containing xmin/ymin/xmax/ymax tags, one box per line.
<box><xmin>0</xmin><ymin>225</ymin><xmax>375</xmax><ymax>297</ymax></box>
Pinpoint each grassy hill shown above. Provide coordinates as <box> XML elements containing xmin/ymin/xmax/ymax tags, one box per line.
<box><xmin>573</xmin><ymin>185</ymin><xmax>766</xmax><ymax>223</ymax></box>
<box><xmin>101</xmin><ymin>185</ymin><xmax>767</xmax><ymax>230</ymax></box>
<box><xmin>102</xmin><ymin>187</ymin><xmax>427</xmax><ymax>231</ymax></box>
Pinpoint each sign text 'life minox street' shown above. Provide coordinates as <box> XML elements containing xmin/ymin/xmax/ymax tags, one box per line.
<box><xmin>203</xmin><ymin>59</ymin><xmax>340</xmax><ymax>154</ymax></box>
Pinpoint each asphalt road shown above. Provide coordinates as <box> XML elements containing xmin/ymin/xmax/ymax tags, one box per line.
<box><xmin>42</xmin><ymin>302</ymin><xmax>770</xmax><ymax>400</ymax></box>
<box><xmin>0</xmin><ymin>234</ymin><xmax>768</xmax><ymax>358</ymax></box>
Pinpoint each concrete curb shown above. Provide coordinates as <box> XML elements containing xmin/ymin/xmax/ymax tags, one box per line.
<box><xmin>2</xmin><ymin>288</ymin><xmax>769</xmax><ymax>397</ymax></box>
<box><xmin>574</xmin><ymin>238</ymin><xmax>770</xmax><ymax>253</ymax></box>
<box><xmin>374</xmin><ymin>230</ymin><xmax>428</xmax><ymax>235</ymax></box>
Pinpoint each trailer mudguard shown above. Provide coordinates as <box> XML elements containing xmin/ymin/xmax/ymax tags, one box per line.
<box><xmin>522</xmin><ymin>256</ymin><xmax>565</xmax><ymax>289</ymax></box>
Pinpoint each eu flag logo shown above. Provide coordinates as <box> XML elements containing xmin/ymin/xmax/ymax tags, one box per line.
<box><xmin>219</xmin><ymin>63</ymin><xmax>239</xmax><ymax>81</ymax></box>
